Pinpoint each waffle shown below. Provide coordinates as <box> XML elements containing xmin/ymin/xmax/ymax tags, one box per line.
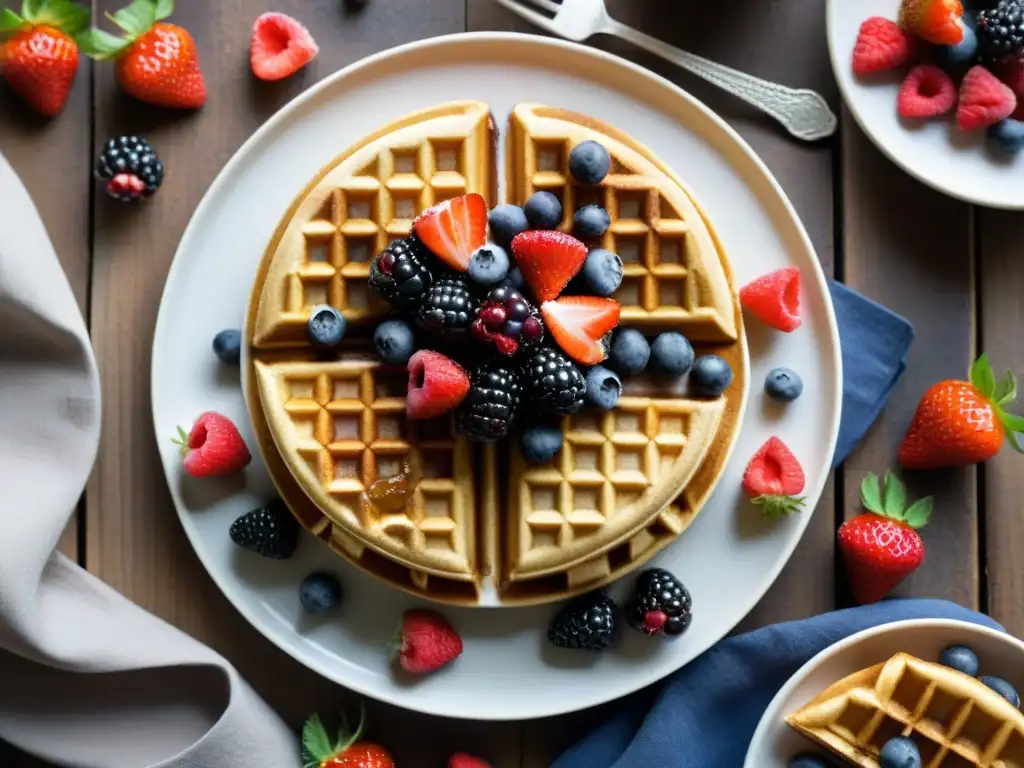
<box><xmin>786</xmin><ymin>652</ymin><xmax>1024</xmax><ymax>767</ymax></box>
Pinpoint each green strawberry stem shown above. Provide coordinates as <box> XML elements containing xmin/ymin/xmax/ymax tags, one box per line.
<box><xmin>970</xmin><ymin>354</ymin><xmax>1024</xmax><ymax>454</ymax></box>
<box><xmin>860</xmin><ymin>470</ymin><xmax>932</xmax><ymax>528</ymax></box>
<box><xmin>752</xmin><ymin>493</ymin><xmax>806</xmax><ymax>520</ymax></box>
<box><xmin>302</xmin><ymin>705</ymin><xmax>367</xmax><ymax>768</ymax></box>
<box><xmin>170</xmin><ymin>425</ymin><xmax>189</xmax><ymax>457</ymax></box>
<box><xmin>76</xmin><ymin>0</ymin><xmax>172</xmax><ymax>60</ymax></box>
<box><xmin>0</xmin><ymin>0</ymin><xmax>90</xmax><ymax>37</ymax></box>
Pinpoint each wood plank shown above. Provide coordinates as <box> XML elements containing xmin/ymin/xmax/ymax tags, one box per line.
<box><xmin>0</xmin><ymin>0</ymin><xmax>91</xmax><ymax>563</ymax></box>
<box><xmin>840</xmin><ymin>108</ymin><xmax>977</xmax><ymax>608</ymax></box>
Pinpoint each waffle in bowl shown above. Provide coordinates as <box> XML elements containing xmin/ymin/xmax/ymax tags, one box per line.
<box><xmin>786</xmin><ymin>652</ymin><xmax>1024</xmax><ymax>767</ymax></box>
<box><xmin>244</xmin><ymin>100</ymin><xmax>748</xmax><ymax>606</ymax></box>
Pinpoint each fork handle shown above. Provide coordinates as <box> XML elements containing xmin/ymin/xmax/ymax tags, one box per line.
<box><xmin>603</xmin><ymin>20</ymin><xmax>837</xmax><ymax>142</ymax></box>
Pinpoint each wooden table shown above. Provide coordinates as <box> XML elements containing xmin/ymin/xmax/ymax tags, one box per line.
<box><xmin>2</xmin><ymin>0</ymin><xmax>1019</xmax><ymax>765</ymax></box>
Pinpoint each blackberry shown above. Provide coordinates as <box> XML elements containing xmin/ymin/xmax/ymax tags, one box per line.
<box><xmin>548</xmin><ymin>593</ymin><xmax>619</xmax><ymax>652</ymax></box>
<box><xmin>521</xmin><ymin>347</ymin><xmax>586</xmax><ymax>414</ymax></box>
<box><xmin>229</xmin><ymin>498</ymin><xmax>299</xmax><ymax>559</ymax></box>
<box><xmin>417</xmin><ymin>275</ymin><xmax>479</xmax><ymax>336</ymax></box>
<box><xmin>978</xmin><ymin>0</ymin><xmax>1024</xmax><ymax>61</ymax></box>
<box><xmin>95</xmin><ymin>135</ymin><xmax>164</xmax><ymax>201</ymax></box>
<box><xmin>625</xmin><ymin>568</ymin><xmax>693</xmax><ymax>638</ymax></box>
<box><xmin>369</xmin><ymin>237</ymin><xmax>433</xmax><ymax>311</ymax></box>
<box><xmin>457</xmin><ymin>360</ymin><xmax>522</xmax><ymax>442</ymax></box>
<box><xmin>472</xmin><ymin>284</ymin><xmax>544</xmax><ymax>357</ymax></box>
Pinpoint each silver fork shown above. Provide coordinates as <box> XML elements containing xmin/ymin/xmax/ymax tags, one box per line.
<box><xmin>494</xmin><ymin>0</ymin><xmax>838</xmax><ymax>141</ymax></box>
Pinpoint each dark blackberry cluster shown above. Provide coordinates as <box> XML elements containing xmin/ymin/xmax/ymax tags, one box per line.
<box><xmin>417</xmin><ymin>276</ymin><xmax>479</xmax><ymax>336</ymax></box>
<box><xmin>456</xmin><ymin>360</ymin><xmax>522</xmax><ymax>442</ymax></box>
<box><xmin>625</xmin><ymin>568</ymin><xmax>693</xmax><ymax>638</ymax></box>
<box><xmin>95</xmin><ymin>135</ymin><xmax>164</xmax><ymax>201</ymax></box>
<box><xmin>368</xmin><ymin>237</ymin><xmax>433</xmax><ymax>310</ymax></box>
<box><xmin>471</xmin><ymin>284</ymin><xmax>545</xmax><ymax>357</ymax></box>
<box><xmin>978</xmin><ymin>0</ymin><xmax>1024</xmax><ymax>61</ymax></box>
<box><xmin>520</xmin><ymin>347</ymin><xmax>586</xmax><ymax>414</ymax></box>
<box><xmin>548</xmin><ymin>594</ymin><xmax>619</xmax><ymax>652</ymax></box>
<box><xmin>228</xmin><ymin>499</ymin><xmax>299</xmax><ymax>560</ymax></box>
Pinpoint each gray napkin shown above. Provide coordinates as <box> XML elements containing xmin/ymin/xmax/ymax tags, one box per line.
<box><xmin>0</xmin><ymin>152</ymin><xmax>300</xmax><ymax>768</ymax></box>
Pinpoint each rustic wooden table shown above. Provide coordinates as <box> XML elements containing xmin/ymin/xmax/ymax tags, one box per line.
<box><xmin>2</xmin><ymin>0</ymin><xmax>1019</xmax><ymax>765</ymax></box>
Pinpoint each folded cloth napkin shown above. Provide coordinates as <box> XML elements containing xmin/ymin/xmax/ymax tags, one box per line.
<box><xmin>553</xmin><ymin>599</ymin><xmax>1002</xmax><ymax>768</ymax></box>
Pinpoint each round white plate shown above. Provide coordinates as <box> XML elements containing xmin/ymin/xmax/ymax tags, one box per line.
<box><xmin>151</xmin><ymin>32</ymin><xmax>841</xmax><ymax>720</ymax></box>
<box><xmin>827</xmin><ymin>1</ymin><xmax>1024</xmax><ymax>209</ymax></box>
<box><xmin>744</xmin><ymin>618</ymin><xmax>1024</xmax><ymax>766</ymax></box>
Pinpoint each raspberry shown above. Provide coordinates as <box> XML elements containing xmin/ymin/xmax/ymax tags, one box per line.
<box><xmin>957</xmin><ymin>65</ymin><xmax>1017</xmax><ymax>130</ymax></box>
<box><xmin>897</xmin><ymin>65</ymin><xmax>958</xmax><ymax>119</ymax></box>
<box><xmin>852</xmin><ymin>17</ymin><xmax>914</xmax><ymax>74</ymax></box>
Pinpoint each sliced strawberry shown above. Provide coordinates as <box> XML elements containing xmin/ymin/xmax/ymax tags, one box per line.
<box><xmin>540</xmin><ymin>296</ymin><xmax>621</xmax><ymax>365</ymax></box>
<box><xmin>173</xmin><ymin>412</ymin><xmax>251</xmax><ymax>477</ymax></box>
<box><xmin>957</xmin><ymin>65</ymin><xmax>1016</xmax><ymax>131</ymax></box>
<box><xmin>413</xmin><ymin>193</ymin><xmax>487</xmax><ymax>272</ymax></box>
<box><xmin>742</xmin><ymin>437</ymin><xmax>806</xmax><ymax>519</ymax></box>
<box><xmin>852</xmin><ymin>17</ymin><xmax>915</xmax><ymax>75</ymax></box>
<box><xmin>406</xmin><ymin>350</ymin><xmax>470</xmax><ymax>419</ymax></box>
<box><xmin>898</xmin><ymin>0</ymin><xmax>964</xmax><ymax>45</ymax></box>
<box><xmin>250</xmin><ymin>12</ymin><xmax>318</xmax><ymax>82</ymax></box>
<box><xmin>739</xmin><ymin>267</ymin><xmax>801</xmax><ymax>333</ymax></box>
<box><xmin>511</xmin><ymin>230</ymin><xmax>588</xmax><ymax>303</ymax></box>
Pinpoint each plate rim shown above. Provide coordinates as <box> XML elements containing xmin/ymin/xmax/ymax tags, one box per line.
<box><xmin>151</xmin><ymin>30</ymin><xmax>843</xmax><ymax>720</ymax></box>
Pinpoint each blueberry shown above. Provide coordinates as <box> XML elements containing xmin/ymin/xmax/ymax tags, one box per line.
<box><xmin>307</xmin><ymin>305</ymin><xmax>346</xmax><ymax>347</ymax></box>
<box><xmin>574</xmin><ymin>204</ymin><xmax>611</xmax><ymax>238</ymax></box>
<box><xmin>879</xmin><ymin>736</ymin><xmax>921</xmax><ymax>768</ymax></box>
<box><xmin>608</xmin><ymin>329</ymin><xmax>650</xmax><ymax>374</ymax></box>
<box><xmin>524</xmin><ymin>191</ymin><xmax>563</xmax><ymax>230</ymax></box>
<box><xmin>212</xmin><ymin>329</ymin><xmax>242</xmax><ymax>365</ymax></box>
<box><xmin>581</xmin><ymin>248</ymin><xmax>623</xmax><ymax>297</ymax></box>
<box><xmin>569</xmin><ymin>140</ymin><xmax>611</xmax><ymax>185</ymax></box>
<box><xmin>788</xmin><ymin>755</ymin><xmax>832</xmax><ymax>768</ymax></box>
<box><xmin>507</xmin><ymin>267</ymin><xmax>526</xmax><ymax>291</ymax></box>
<box><xmin>765</xmin><ymin>367</ymin><xmax>803</xmax><ymax>402</ymax></box>
<box><xmin>585</xmin><ymin>366</ymin><xmax>622</xmax><ymax>410</ymax></box>
<box><xmin>489</xmin><ymin>204</ymin><xmax>529</xmax><ymax>245</ymax></box>
<box><xmin>988</xmin><ymin>119</ymin><xmax>1024</xmax><ymax>154</ymax></box>
<box><xmin>981</xmin><ymin>675</ymin><xmax>1020</xmax><ymax>707</ymax></box>
<box><xmin>691</xmin><ymin>355</ymin><xmax>733</xmax><ymax>396</ymax></box>
<box><xmin>468</xmin><ymin>244</ymin><xmax>510</xmax><ymax>286</ymax></box>
<box><xmin>933</xmin><ymin>23</ymin><xmax>978</xmax><ymax>76</ymax></box>
<box><xmin>299</xmin><ymin>572</ymin><xmax>343</xmax><ymax>614</ymax></box>
<box><xmin>505</xmin><ymin>320</ymin><xmax>524</xmax><ymax>338</ymax></box>
<box><xmin>940</xmin><ymin>644</ymin><xmax>980</xmax><ymax>677</ymax></box>
<box><xmin>521</xmin><ymin>424</ymin><xmax>564</xmax><ymax>463</ymax></box>
<box><xmin>373</xmin><ymin>319</ymin><xmax>415</xmax><ymax>365</ymax></box>
<box><xmin>650</xmin><ymin>332</ymin><xmax>695</xmax><ymax>376</ymax></box>
<box><xmin>507</xmin><ymin>299</ymin><xmax>530</xmax><ymax>321</ymax></box>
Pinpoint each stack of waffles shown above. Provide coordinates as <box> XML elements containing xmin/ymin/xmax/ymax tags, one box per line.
<box><xmin>244</xmin><ymin>100</ymin><xmax>748</xmax><ymax>606</ymax></box>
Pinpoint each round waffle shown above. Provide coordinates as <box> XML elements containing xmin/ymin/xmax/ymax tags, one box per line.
<box><xmin>244</xmin><ymin>101</ymin><xmax>748</xmax><ymax>606</ymax></box>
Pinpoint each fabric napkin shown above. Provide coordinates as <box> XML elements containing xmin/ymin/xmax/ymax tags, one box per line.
<box><xmin>553</xmin><ymin>599</ymin><xmax>1002</xmax><ymax>768</ymax></box>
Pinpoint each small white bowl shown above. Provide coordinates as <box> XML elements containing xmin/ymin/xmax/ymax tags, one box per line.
<box><xmin>744</xmin><ymin>618</ymin><xmax>1024</xmax><ymax>767</ymax></box>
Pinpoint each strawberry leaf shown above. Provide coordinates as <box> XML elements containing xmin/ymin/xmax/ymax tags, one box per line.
<box><xmin>22</xmin><ymin>0</ymin><xmax>44</xmax><ymax>20</ymax></box>
<box><xmin>1007</xmin><ymin>428</ymin><xmax>1024</xmax><ymax>455</ymax></box>
<box><xmin>883</xmin><ymin>469</ymin><xmax>906</xmax><ymax>518</ymax></box>
<box><xmin>996</xmin><ymin>407</ymin><xmax>1024</xmax><ymax>433</ymax></box>
<box><xmin>106</xmin><ymin>0</ymin><xmax>154</xmax><ymax>37</ymax></box>
<box><xmin>860</xmin><ymin>472</ymin><xmax>884</xmax><ymax>514</ymax></box>
<box><xmin>903</xmin><ymin>497</ymin><xmax>933</xmax><ymax>529</ymax></box>
<box><xmin>970</xmin><ymin>354</ymin><xmax>996</xmax><ymax>399</ymax></box>
<box><xmin>76</xmin><ymin>26</ymin><xmax>129</xmax><ymax>59</ymax></box>
<box><xmin>33</xmin><ymin>0</ymin><xmax>90</xmax><ymax>35</ymax></box>
<box><xmin>301</xmin><ymin>713</ymin><xmax>335</xmax><ymax>765</ymax></box>
<box><xmin>0</xmin><ymin>8</ymin><xmax>23</xmax><ymax>31</ymax></box>
<box><xmin>993</xmin><ymin>370</ymin><xmax>1018</xmax><ymax>406</ymax></box>
<box><xmin>154</xmin><ymin>0</ymin><xmax>172</xmax><ymax>21</ymax></box>
<box><xmin>752</xmin><ymin>494</ymin><xmax>807</xmax><ymax>520</ymax></box>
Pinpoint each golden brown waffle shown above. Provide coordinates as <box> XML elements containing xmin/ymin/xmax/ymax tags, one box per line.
<box><xmin>786</xmin><ymin>652</ymin><xmax>1024</xmax><ymax>767</ymax></box>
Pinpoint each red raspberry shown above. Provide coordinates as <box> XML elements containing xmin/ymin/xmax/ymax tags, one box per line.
<box><xmin>957</xmin><ymin>65</ymin><xmax>1016</xmax><ymax>131</ymax></box>
<box><xmin>852</xmin><ymin>17</ymin><xmax>915</xmax><ymax>75</ymax></box>
<box><xmin>897</xmin><ymin>65</ymin><xmax>958</xmax><ymax>119</ymax></box>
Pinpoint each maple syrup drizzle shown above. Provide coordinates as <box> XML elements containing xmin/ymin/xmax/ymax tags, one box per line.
<box><xmin>364</xmin><ymin>458</ymin><xmax>423</xmax><ymax>514</ymax></box>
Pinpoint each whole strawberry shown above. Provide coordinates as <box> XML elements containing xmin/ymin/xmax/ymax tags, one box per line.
<box><xmin>838</xmin><ymin>471</ymin><xmax>932</xmax><ymax>605</ymax></box>
<box><xmin>390</xmin><ymin>608</ymin><xmax>463</xmax><ymax>674</ymax></box>
<box><xmin>78</xmin><ymin>0</ymin><xmax>205</xmax><ymax>109</ymax></box>
<box><xmin>0</xmin><ymin>0</ymin><xmax>89</xmax><ymax>116</ymax></box>
<box><xmin>172</xmin><ymin>411</ymin><xmax>251</xmax><ymax>477</ymax></box>
<box><xmin>899</xmin><ymin>354</ymin><xmax>1024</xmax><ymax>469</ymax></box>
<box><xmin>302</xmin><ymin>709</ymin><xmax>393</xmax><ymax>768</ymax></box>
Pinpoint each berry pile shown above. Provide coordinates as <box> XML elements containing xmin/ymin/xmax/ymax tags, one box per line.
<box><xmin>853</xmin><ymin>0</ymin><xmax>1024</xmax><ymax>152</ymax></box>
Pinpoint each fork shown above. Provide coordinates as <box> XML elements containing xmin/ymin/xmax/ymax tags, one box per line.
<box><xmin>494</xmin><ymin>0</ymin><xmax>838</xmax><ymax>142</ymax></box>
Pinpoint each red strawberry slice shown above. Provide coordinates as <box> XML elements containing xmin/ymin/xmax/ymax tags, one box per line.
<box><xmin>511</xmin><ymin>230</ymin><xmax>588</xmax><ymax>303</ymax></box>
<box><xmin>739</xmin><ymin>267</ymin><xmax>802</xmax><ymax>333</ymax></box>
<box><xmin>173</xmin><ymin>412</ymin><xmax>251</xmax><ymax>477</ymax></box>
<box><xmin>250</xmin><ymin>12</ymin><xmax>319</xmax><ymax>82</ymax></box>
<box><xmin>897</xmin><ymin>65</ymin><xmax>957</xmax><ymax>119</ymax></box>
<box><xmin>413</xmin><ymin>193</ymin><xmax>487</xmax><ymax>272</ymax></box>
<box><xmin>742</xmin><ymin>436</ymin><xmax>806</xmax><ymax>518</ymax></box>
<box><xmin>852</xmin><ymin>17</ymin><xmax>914</xmax><ymax>75</ymax></box>
<box><xmin>406</xmin><ymin>350</ymin><xmax>470</xmax><ymax>419</ymax></box>
<box><xmin>391</xmin><ymin>609</ymin><xmax>463</xmax><ymax>674</ymax></box>
<box><xmin>957</xmin><ymin>65</ymin><xmax>1016</xmax><ymax>131</ymax></box>
<box><xmin>540</xmin><ymin>296</ymin><xmax>621</xmax><ymax>365</ymax></box>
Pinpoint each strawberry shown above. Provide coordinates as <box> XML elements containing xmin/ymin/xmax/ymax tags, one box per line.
<box><xmin>511</xmin><ymin>230</ymin><xmax>588</xmax><ymax>303</ymax></box>
<box><xmin>449</xmin><ymin>756</ymin><xmax>493</xmax><ymax>768</ymax></box>
<box><xmin>78</xmin><ymin>0</ymin><xmax>206</xmax><ymax>110</ymax></box>
<box><xmin>406</xmin><ymin>350</ymin><xmax>470</xmax><ymax>420</ymax></box>
<box><xmin>172</xmin><ymin>412</ymin><xmax>251</xmax><ymax>477</ymax></box>
<box><xmin>390</xmin><ymin>609</ymin><xmax>463</xmax><ymax>674</ymax></box>
<box><xmin>852</xmin><ymin>17</ymin><xmax>915</xmax><ymax>75</ymax></box>
<box><xmin>899</xmin><ymin>354</ymin><xmax>1024</xmax><ymax>469</ymax></box>
<box><xmin>838</xmin><ymin>471</ymin><xmax>932</xmax><ymax>605</ymax></box>
<box><xmin>302</xmin><ymin>709</ymin><xmax>394</xmax><ymax>768</ymax></box>
<box><xmin>898</xmin><ymin>0</ymin><xmax>964</xmax><ymax>45</ymax></box>
<box><xmin>250</xmin><ymin>12</ymin><xmax>318</xmax><ymax>82</ymax></box>
<box><xmin>413</xmin><ymin>193</ymin><xmax>487</xmax><ymax>272</ymax></box>
<box><xmin>897</xmin><ymin>65</ymin><xmax>958</xmax><ymax>118</ymax></box>
<box><xmin>540</xmin><ymin>296</ymin><xmax>621</xmax><ymax>365</ymax></box>
<box><xmin>957</xmin><ymin>65</ymin><xmax>1016</xmax><ymax>131</ymax></box>
<box><xmin>741</xmin><ymin>437</ymin><xmax>807</xmax><ymax>519</ymax></box>
<box><xmin>0</xmin><ymin>0</ymin><xmax>89</xmax><ymax>116</ymax></box>
<box><xmin>738</xmin><ymin>267</ymin><xmax>801</xmax><ymax>332</ymax></box>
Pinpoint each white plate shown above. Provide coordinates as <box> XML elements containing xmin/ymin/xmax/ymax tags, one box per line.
<box><xmin>745</xmin><ymin>618</ymin><xmax>1024</xmax><ymax>766</ymax></box>
<box><xmin>151</xmin><ymin>32</ymin><xmax>841</xmax><ymax>720</ymax></box>
<box><xmin>827</xmin><ymin>1</ymin><xmax>1024</xmax><ymax>209</ymax></box>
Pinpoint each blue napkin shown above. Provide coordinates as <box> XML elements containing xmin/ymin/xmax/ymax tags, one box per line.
<box><xmin>827</xmin><ymin>279</ymin><xmax>915</xmax><ymax>467</ymax></box>
<box><xmin>553</xmin><ymin>600</ymin><xmax>1001</xmax><ymax>768</ymax></box>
